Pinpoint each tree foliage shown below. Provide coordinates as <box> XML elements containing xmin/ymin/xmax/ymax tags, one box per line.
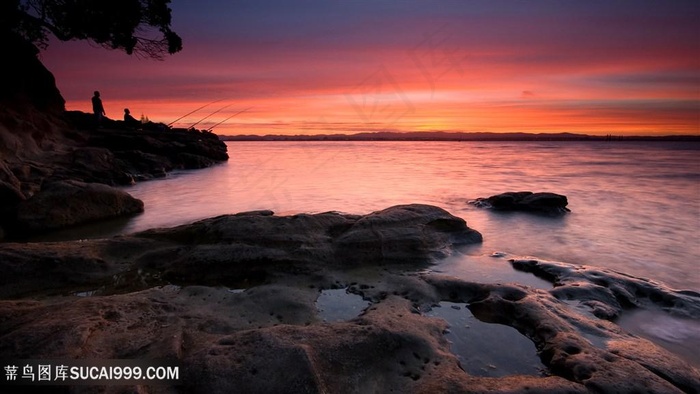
<box><xmin>2</xmin><ymin>0</ymin><xmax>183</xmax><ymax>59</ymax></box>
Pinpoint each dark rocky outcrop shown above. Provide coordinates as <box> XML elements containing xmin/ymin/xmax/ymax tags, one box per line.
<box><xmin>0</xmin><ymin>121</ymin><xmax>228</xmax><ymax>239</ymax></box>
<box><xmin>0</xmin><ymin>35</ymin><xmax>228</xmax><ymax>239</ymax></box>
<box><xmin>0</xmin><ymin>30</ymin><xmax>65</xmax><ymax>114</ymax></box>
<box><xmin>471</xmin><ymin>191</ymin><xmax>570</xmax><ymax>215</ymax></box>
<box><xmin>0</xmin><ymin>206</ymin><xmax>698</xmax><ymax>393</ymax></box>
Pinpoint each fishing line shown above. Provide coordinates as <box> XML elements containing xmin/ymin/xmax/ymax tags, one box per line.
<box><xmin>188</xmin><ymin>103</ymin><xmax>235</xmax><ymax>129</ymax></box>
<box><xmin>207</xmin><ymin>107</ymin><xmax>253</xmax><ymax>131</ymax></box>
<box><xmin>167</xmin><ymin>98</ymin><xmax>225</xmax><ymax>126</ymax></box>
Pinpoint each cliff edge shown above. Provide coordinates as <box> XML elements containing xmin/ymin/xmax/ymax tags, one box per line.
<box><xmin>0</xmin><ymin>30</ymin><xmax>228</xmax><ymax>240</ymax></box>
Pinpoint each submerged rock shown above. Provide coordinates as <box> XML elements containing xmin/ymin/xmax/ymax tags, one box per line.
<box><xmin>510</xmin><ymin>257</ymin><xmax>700</xmax><ymax>320</ymax></box>
<box><xmin>0</xmin><ymin>206</ymin><xmax>698</xmax><ymax>393</ymax></box>
<box><xmin>471</xmin><ymin>191</ymin><xmax>570</xmax><ymax>215</ymax></box>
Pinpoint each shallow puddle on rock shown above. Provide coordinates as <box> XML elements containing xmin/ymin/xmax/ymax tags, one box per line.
<box><xmin>616</xmin><ymin>308</ymin><xmax>700</xmax><ymax>367</ymax></box>
<box><xmin>316</xmin><ymin>288</ymin><xmax>371</xmax><ymax>322</ymax></box>
<box><xmin>434</xmin><ymin>253</ymin><xmax>552</xmax><ymax>290</ymax></box>
<box><xmin>426</xmin><ymin>301</ymin><xmax>545</xmax><ymax>377</ymax></box>
<box><xmin>560</xmin><ymin>300</ymin><xmax>610</xmax><ymax>349</ymax></box>
<box><xmin>580</xmin><ymin>331</ymin><xmax>608</xmax><ymax>350</ymax></box>
<box><xmin>73</xmin><ymin>289</ymin><xmax>99</xmax><ymax>297</ymax></box>
<box><xmin>72</xmin><ymin>284</ymin><xmax>182</xmax><ymax>298</ymax></box>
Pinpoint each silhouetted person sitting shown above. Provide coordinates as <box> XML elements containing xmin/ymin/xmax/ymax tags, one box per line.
<box><xmin>92</xmin><ymin>91</ymin><xmax>105</xmax><ymax>128</ymax></box>
<box><xmin>123</xmin><ymin>108</ymin><xmax>140</xmax><ymax>128</ymax></box>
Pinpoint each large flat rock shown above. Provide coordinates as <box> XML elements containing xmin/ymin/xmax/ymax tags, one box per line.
<box><xmin>0</xmin><ymin>206</ymin><xmax>698</xmax><ymax>393</ymax></box>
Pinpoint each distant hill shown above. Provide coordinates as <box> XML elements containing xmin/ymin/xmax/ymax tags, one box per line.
<box><xmin>219</xmin><ymin>131</ymin><xmax>700</xmax><ymax>142</ymax></box>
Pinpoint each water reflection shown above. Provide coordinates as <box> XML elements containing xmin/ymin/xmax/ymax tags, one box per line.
<box><xmin>434</xmin><ymin>252</ymin><xmax>552</xmax><ymax>290</ymax></box>
<box><xmin>316</xmin><ymin>288</ymin><xmax>370</xmax><ymax>322</ymax></box>
<box><xmin>28</xmin><ymin>141</ymin><xmax>700</xmax><ymax>291</ymax></box>
<box><xmin>425</xmin><ymin>301</ymin><xmax>544</xmax><ymax>377</ymax></box>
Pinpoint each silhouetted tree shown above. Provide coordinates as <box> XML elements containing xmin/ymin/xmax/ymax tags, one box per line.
<box><xmin>2</xmin><ymin>0</ymin><xmax>182</xmax><ymax>59</ymax></box>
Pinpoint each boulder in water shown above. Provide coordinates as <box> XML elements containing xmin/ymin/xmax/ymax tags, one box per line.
<box><xmin>12</xmin><ymin>180</ymin><xmax>144</xmax><ymax>236</ymax></box>
<box><xmin>471</xmin><ymin>191</ymin><xmax>570</xmax><ymax>215</ymax></box>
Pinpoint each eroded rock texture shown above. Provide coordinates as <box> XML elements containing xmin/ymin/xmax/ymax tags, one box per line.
<box><xmin>1</xmin><ymin>206</ymin><xmax>698</xmax><ymax>393</ymax></box>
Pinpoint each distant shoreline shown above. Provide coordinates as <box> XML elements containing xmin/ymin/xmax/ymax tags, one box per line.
<box><xmin>219</xmin><ymin>131</ymin><xmax>700</xmax><ymax>142</ymax></box>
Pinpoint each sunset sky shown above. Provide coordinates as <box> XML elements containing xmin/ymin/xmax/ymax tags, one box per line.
<box><xmin>40</xmin><ymin>0</ymin><xmax>699</xmax><ymax>136</ymax></box>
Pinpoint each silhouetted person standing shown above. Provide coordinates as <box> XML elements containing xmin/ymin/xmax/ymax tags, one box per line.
<box><xmin>92</xmin><ymin>91</ymin><xmax>105</xmax><ymax>127</ymax></box>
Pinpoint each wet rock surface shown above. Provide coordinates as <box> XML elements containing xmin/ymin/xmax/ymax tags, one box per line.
<box><xmin>471</xmin><ymin>191</ymin><xmax>570</xmax><ymax>215</ymax></box>
<box><xmin>1</xmin><ymin>206</ymin><xmax>698</xmax><ymax>393</ymax></box>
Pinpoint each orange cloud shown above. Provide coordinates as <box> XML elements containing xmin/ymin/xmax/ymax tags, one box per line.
<box><xmin>41</xmin><ymin>3</ymin><xmax>699</xmax><ymax>136</ymax></box>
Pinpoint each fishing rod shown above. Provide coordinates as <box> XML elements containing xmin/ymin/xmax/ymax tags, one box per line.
<box><xmin>188</xmin><ymin>103</ymin><xmax>235</xmax><ymax>129</ymax></box>
<box><xmin>167</xmin><ymin>98</ymin><xmax>225</xmax><ymax>127</ymax></box>
<box><xmin>207</xmin><ymin>107</ymin><xmax>253</xmax><ymax>131</ymax></box>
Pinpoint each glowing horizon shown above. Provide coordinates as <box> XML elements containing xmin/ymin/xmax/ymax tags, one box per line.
<box><xmin>41</xmin><ymin>1</ymin><xmax>699</xmax><ymax>136</ymax></box>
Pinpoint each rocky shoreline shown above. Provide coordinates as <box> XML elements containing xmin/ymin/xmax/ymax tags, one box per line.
<box><xmin>1</xmin><ymin>36</ymin><xmax>698</xmax><ymax>391</ymax></box>
<box><xmin>0</xmin><ymin>110</ymin><xmax>228</xmax><ymax>240</ymax></box>
<box><xmin>0</xmin><ymin>204</ymin><xmax>698</xmax><ymax>393</ymax></box>
<box><xmin>1</xmin><ymin>107</ymin><xmax>698</xmax><ymax>391</ymax></box>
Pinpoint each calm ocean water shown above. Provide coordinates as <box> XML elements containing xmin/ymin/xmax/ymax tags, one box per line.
<box><xmin>51</xmin><ymin>141</ymin><xmax>700</xmax><ymax>291</ymax></box>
